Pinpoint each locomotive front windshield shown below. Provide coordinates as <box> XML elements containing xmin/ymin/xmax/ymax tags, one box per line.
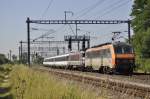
<box><xmin>114</xmin><ymin>45</ymin><xmax>133</xmax><ymax>54</ymax></box>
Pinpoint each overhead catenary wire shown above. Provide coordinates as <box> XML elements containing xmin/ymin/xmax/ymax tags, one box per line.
<box><xmin>99</xmin><ymin>0</ymin><xmax>131</xmax><ymax>18</ymax></box>
<box><xmin>93</xmin><ymin>0</ymin><xmax>123</xmax><ymax>16</ymax></box>
<box><xmin>42</xmin><ymin>0</ymin><xmax>54</xmax><ymax>18</ymax></box>
<box><xmin>93</xmin><ymin>0</ymin><xmax>131</xmax><ymax>19</ymax></box>
<box><xmin>74</xmin><ymin>0</ymin><xmax>106</xmax><ymax>19</ymax></box>
<box><xmin>68</xmin><ymin>24</ymin><xmax>76</xmax><ymax>35</ymax></box>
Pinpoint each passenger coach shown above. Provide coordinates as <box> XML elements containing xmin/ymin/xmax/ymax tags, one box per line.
<box><xmin>43</xmin><ymin>52</ymin><xmax>84</xmax><ymax>69</ymax></box>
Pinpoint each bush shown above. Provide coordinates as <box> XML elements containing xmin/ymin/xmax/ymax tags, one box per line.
<box><xmin>135</xmin><ymin>58</ymin><xmax>150</xmax><ymax>72</ymax></box>
<box><xmin>0</xmin><ymin>54</ymin><xmax>10</xmax><ymax>65</ymax></box>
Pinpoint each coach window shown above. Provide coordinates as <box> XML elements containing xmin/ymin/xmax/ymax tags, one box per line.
<box><xmin>93</xmin><ymin>51</ymin><xmax>98</xmax><ymax>58</ymax></box>
<box><xmin>100</xmin><ymin>49</ymin><xmax>104</xmax><ymax>57</ymax></box>
<box><xmin>106</xmin><ymin>49</ymin><xmax>111</xmax><ymax>58</ymax></box>
<box><xmin>87</xmin><ymin>52</ymin><xmax>91</xmax><ymax>58</ymax></box>
<box><xmin>89</xmin><ymin>52</ymin><xmax>91</xmax><ymax>58</ymax></box>
<box><xmin>55</xmin><ymin>58</ymin><xmax>58</xmax><ymax>61</ymax></box>
<box><xmin>99</xmin><ymin>50</ymin><xmax>103</xmax><ymax>57</ymax></box>
<box><xmin>99</xmin><ymin>50</ymin><xmax>102</xmax><ymax>57</ymax></box>
<box><xmin>104</xmin><ymin>49</ymin><xmax>107</xmax><ymax>58</ymax></box>
<box><xmin>60</xmin><ymin>57</ymin><xmax>65</xmax><ymax>61</ymax></box>
<box><xmin>57</xmin><ymin>57</ymin><xmax>59</xmax><ymax>61</ymax></box>
<box><xmin>57</xmin><ymin>57</ymin><xmax>60</xmax><ymax>61</ymax></box>
<box><xmin>85</xmin><ymin>52</ymin><xmax>88</xmax><ymax>58</ymax></box>
<box><xmin>66</xmin><ymin>56</ymin><xmax>69</xmax><ymax>61</ymax></box>
<box><xmin>94</xmin><ymin>51</ymin><xmax>98</xmax><ymax>58</ymax></box>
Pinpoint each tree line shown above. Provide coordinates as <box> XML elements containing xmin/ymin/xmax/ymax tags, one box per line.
<box><xmin>131</xmin><ymin>0</ymin><xmax>150</xmax><ymax>71</ymax></box>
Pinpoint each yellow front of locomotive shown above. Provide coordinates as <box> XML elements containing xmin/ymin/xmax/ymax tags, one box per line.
<box><xmin>112</xmin><ymin>42</ymin><xmax>135</xmax><ymax>74</ymax></box>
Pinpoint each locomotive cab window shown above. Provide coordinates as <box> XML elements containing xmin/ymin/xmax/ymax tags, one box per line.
<box><xmin>114</xmin><ymin>45</ymin><xmax>133</xmax><ymax>54</ymax></box>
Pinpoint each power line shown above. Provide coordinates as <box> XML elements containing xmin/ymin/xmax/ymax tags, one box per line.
<box><xmin>55</xmin><ymin>25</ymin><xmax>66</xmax><ymax>33</ymax></box>
<box><xmin>74</xmin><ymin>0</ymin><xmax>106</xmax><ymax>19</ymax></box>
<box><xmin>99</xmin><ymin>0</ymin><xmax>131</xmax><ymax>18</ymax></box>
<box><xmin>42</xmin><ymin>0</ymin><xmax>54</xmax><ymax>18</ymax></box>
<box><xmin>93</xmin><ymin>0</ymin><xmax>126</xmax><ymax>19</ymax></box>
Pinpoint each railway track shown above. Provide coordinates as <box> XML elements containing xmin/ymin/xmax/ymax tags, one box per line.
<box><xmin>33</xmin><ymin>66</ymin><xmax>150</xmax><ymax>99</ymax></box>
<box><xmin>131</xmin><ymin>73</ymin><xmax>150</xmax><ymax>84</ymax></box>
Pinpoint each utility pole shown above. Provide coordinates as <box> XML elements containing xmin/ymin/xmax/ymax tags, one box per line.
<box><xmin>82</xmin><ymin>35</ymin><xmax>85</xmax><ymax>51</ymax></box>
<box><xmin>128</xmin><ymin>20</ymin><xmax>131</xmax><ymax>44</ymax></box>
<box><xmin>68</xmin><ymin>36</ymin><xmax>72</xmax><ymax>51</ymax></box>
<box><xmin>57</xmin><ymin>47</ymin><xmax>59</xmax><ymax>55</ymax></box>
<box><xmin>26</xmin><ymin>17</ymin><xmax>30</xmax><ymax>66</ymax></box>
<box><xmin>19</xmin><ymin>46</ymin><xmax>20</xmax><ymax>62</ymax></box>
<box><xmin>75</xmin><ymin>24</ymin><xmax>80</xmax><ymax>51</ymax></box>
<box><xmin>64</xmin><ymin>11</ymin><xmax>73</xmax><ymax>22</ymax></box>
<box><xmin>87</xmin><ymin>40</ymin><xmax>90</xmax><ymax>48</ymax></box>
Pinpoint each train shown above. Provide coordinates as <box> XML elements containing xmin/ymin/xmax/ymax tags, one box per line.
<box><xmin>43</xmin><ymin>42</ymin><xmax>135</xmax><ymax>74</ymax></box>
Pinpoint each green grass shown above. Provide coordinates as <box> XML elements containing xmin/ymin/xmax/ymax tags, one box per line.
<box><xmin>11</xmin><ymin>65</ymin><xmax>105</xmax><ymax>99</ymax></box>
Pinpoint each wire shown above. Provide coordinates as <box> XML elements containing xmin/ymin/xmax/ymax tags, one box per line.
<box><xmin>55</xmin><ymin>25</ymin><xmax>66</xmax><ymax>33</ymax></box>
<box><xmin>93</xmin><ymin>0</ymin><xmax>126</xmax><ymax>19</ymax></box>
<box><xmin>68</xmin><ymin>24</ymin><xmax>75</xmax><ymax>35</ymax></box>
<box><xmin>42</xmin><ymin>0</ymin><xmax>54</xmax><ymax>18</ymax></box>
<box><xmin>74</xmin><ymin>0</ymin><xmax>106</xmax><ymax>19</ymax></box>
<box><xmin>99</xmin><ymin>0</ymin><xmax>131</xmax><ymax>18</ymax></box>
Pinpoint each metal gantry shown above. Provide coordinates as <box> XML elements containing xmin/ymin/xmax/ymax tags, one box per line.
<box><xmin>26</xmin><ymin>17</ymin><xmax>131</xmax><ymax>66</ymax></box>
<box><xmin>30</xmin><ymin>19</ymin><xmax>129</xmax><ymax>24</ymax></box>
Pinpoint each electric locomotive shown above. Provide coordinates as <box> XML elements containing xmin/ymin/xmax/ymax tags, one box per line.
<box><xmin>85</xmin><ymin>42</ymin><xmax>135</xmax><ymax>74</ymax></box>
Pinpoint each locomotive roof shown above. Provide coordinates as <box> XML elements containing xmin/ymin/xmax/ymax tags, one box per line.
<box><xmin>91</xmin><ymin>42</ymin><xmax>130</xmax><ymax>48</ymax></box>
<box><xmin>44</xmin><ymin>53</ymin><xmax>69</xmax><ymax>60</ymax></box>
<box><xmin>113</xmin><ymin>42</ymin><xmax>131</xmax><ymax>46</ymax></box>
<box><xmin>91</xmin><ymin>42</ymin><xmax>112</xmax><ymax>48</ymax></box>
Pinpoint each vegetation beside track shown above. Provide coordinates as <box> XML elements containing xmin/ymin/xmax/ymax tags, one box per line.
<box><xmin>131</xmin><ymin>0</ymin><xmax>150</xmax><ymax>72</ymax></box>
<box><xmin>0</xmin><ymin>64</ymin><xmax>12</xmax><ymax>99</ymax></box>
<box><xmin>10</xmin><ymin>64</ymin><xmax>106</xmax><ymax>99</ymax></box>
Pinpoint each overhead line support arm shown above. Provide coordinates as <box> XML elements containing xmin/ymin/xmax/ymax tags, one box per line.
<box><xmin>30</xmin><ymin>20</ymin><xmax>128</xmax><ymax>24</ymax></box>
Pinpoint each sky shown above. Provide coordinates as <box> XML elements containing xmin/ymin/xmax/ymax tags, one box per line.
<box><xmin>0</xmin><ymin>0</ymin><xmax>133</xmax><ymax>57</ymax></box>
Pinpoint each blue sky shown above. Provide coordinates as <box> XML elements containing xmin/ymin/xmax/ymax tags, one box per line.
<box><xmin>0</xmin><ymin>0</ymin><xmax>133</xmax><ymax>56</ymax></box>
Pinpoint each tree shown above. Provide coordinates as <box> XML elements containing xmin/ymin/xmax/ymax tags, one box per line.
<box><xmin>0</xmin><ymin>54</ymin><xmax>10</xmax><ymax>64</ymax></box>
<box><xmin>131</xmin><ymin>0</ymin><xmax>150</xmax><ymax>71</ymax></box>
<box><xmin>12</xmin><ymin>55</ymin><xmax>17</xmax><ymax>61</ymax></box>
